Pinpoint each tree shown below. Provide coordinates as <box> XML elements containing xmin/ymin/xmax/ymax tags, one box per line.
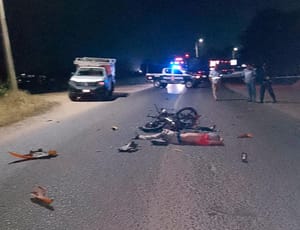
<box><xmin>239</xmin><ymin>8</ymin><xmax>300</xmax><ymax>75</ymax></box>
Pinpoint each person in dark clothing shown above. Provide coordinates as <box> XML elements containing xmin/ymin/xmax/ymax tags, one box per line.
<box><xmin>256</xmin><ymin>63</ymin><xmax>277</xmax><ymax>103</ymax></box>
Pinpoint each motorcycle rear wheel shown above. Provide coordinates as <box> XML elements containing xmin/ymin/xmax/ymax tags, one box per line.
<box><xmin>176</xmin><ymin>107</ymin><xmax>198</xmax><ymax>129</ymax></box>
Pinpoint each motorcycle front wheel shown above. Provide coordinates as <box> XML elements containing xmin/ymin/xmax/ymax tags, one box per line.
<box><xmin>176</xmin><ymin>107</ymin><xmax>198</xmax><ymax>129</ymax></box>
<box><xmin>139</xmin><ymin>120</ymin><xmax>166</xmax><ymax>132</ymax></box>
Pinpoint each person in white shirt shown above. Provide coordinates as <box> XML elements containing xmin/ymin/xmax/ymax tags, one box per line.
<box><xmin>243</xmin><ymin>64</ymin><xmax>257</xmax><ymax>102</ymax></box>
<box><xmin>209</xmin><ymin>68</ymin><xmax>221</xmax><ymax>100</ymax></box>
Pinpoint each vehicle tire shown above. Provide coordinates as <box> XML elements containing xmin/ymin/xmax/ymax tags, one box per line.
<box><xmin>176</xmin><ymin>107</ymin><xmax>198</xmax><ymax>129</ymax></box>
<box><xmin>192</xmin><ymin>83</ymin><xmax>198</xmax><ymax>88</ymax></box>
<box><xmin>154</xmin><ymin>80</ymin><xmax>161</xmax><ymax>88</ymax></box>
<box><xmin>139</xmin><ymin>120</ymin><xmax>166</xmax><ymax>132</ymax></box>
<box><xmin>110</xmin><ymin>83</ymin><xmax>114</xmax><ymax>96</ymax></box>
<box><xmin>68</xmin><ymin>93</ymin><xmax>78</xmax><ymax>101</ymax></box>
<box><xmin>107</xmin><ymin>86</ymin><xmax>113</xmax><ymax>97</ymax></box>
<box><xmin>185</xmin><ymin>80</ymin><xmax>193</xmax><ymax>88</ymax></box>
<box><xmin>102</xmin><ymin>89</ymin><xmax>111</xmax><ymax>100</ymax></box>
<box><xmin>161</xmin><ymin>83</ymin><xmax>168</xmax><ymax>88</ymax></box>
<box><xmin>98</xmin><ymin>80</ymin><xmax>113</xmax><ymax>100</ymax></box>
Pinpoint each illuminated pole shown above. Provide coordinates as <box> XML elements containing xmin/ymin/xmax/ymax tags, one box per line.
<box><xmin>0</xmin><ymin>0</ymin><xmax>18</xmax><ymax>90</ymax></box>
<box><xmin>195</xmin><ymin>38</ymin><xmax>204</xmax><ymax>58</ymax></box>
<box><xmin>232</xmin><ymin>47</ymin><xmax>238</xmax><ymax>59</ymax></box>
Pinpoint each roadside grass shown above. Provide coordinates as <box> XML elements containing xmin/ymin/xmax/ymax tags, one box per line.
<box><xmin>0</xmin><ymin>90</ymin><xmax>59</xmax><ymax>127</ymax></box>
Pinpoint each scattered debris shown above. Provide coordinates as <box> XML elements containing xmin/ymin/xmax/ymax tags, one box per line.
<box><xmin>173</xmin><ymin>148</ymin><xmax>183</xmax><ymax>152</ymax></box>
<box><xmin>118</xmin><ymin>141</ymin><xmax>138</xmax><ymax>152</ymax></box>
<box><xmin>111</xmin><ymin>126</ymin><xmax>119</xmax><ymax>131</ymax></box>
<box><xmin>241</xmin><ymin>152</ymin><xmax>248</xmax><ymax>163</ymax></box>
<box><xmin>46</xmin><ymin>119</ymin><xmax>60</xmax><ymax>123</ymax></box>
<box><xmin>207</xmin><ymin>211</ymin><xmax>218</xmax><ymax>217</ymax></box>
<box><xmin>238</xmin><ymin>133</ymin><xmax>253</xmax><ymax>138</ymax></box>
<box><xmin>30</xmin><ymin>186</ymin><xmax>53</xmax><ymax>205</ymax></box>
<box><xmin>9</xmin><ymin>149</ymin><xmax>58</xmax><ymax>160</ymax></box>
<box><xmin>151</xmin><ymin>139</ymin><xmax>168</xmax><ymax>146</ymax></box>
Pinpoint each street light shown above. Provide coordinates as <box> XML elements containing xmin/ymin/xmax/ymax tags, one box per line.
<box><xmin>232</xmin><ymin>47</ymin><xmax>238</xmax><ymax>59</ymax></box>
<box><xmin>195</xmin><ymin>38</ymin><xmax>204</xmax><ymax>58</ymax></box>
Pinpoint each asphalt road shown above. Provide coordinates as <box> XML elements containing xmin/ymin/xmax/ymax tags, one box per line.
<box><xmin>0</xmin><ymin>83</ymin><xmax>300</xmax><ymax>230</ymax></box>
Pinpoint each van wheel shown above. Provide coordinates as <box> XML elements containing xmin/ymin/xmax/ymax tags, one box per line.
<box><xmin>107</xmin><ymin>85</ymin><xmax>113</xmax><ymax>97</ymax></box>
<box><xmin>110</xmin><ymin>83</ymin><xmax>114</xmax><ymax>95</ymax></box>
<box><xmin>185</xmin><ymin>81</ymin><xmax>193</xmax><ymax>88</ymax></box>
<box><xmin>69</xmin><ymin>94</ymin><xmax>78</xmax><ymax>101</ymax></box>
<box><xmin>102</xmin><ymin>89</ymin><xmax>111</xmax><ymax>100</ymax></box>
<box><xmin>154</xmin><ymin>80</ymin><xmax>161</xmax><ymax>88</ymax></box>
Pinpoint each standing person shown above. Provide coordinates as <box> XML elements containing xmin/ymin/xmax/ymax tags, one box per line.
<box><xmin>209</xmin><ymin>67</ymin><xmax>221</xmax><ymax>101</ymax></box>
<box><xmin>257</xmin><ymin>63</ymin><xmax>277</xmax><ymax>103</ymax></box>
<box><xmin>243</xmin><ymin>64</ymin><xmax>257</xmax><ymax>102</ymax></box>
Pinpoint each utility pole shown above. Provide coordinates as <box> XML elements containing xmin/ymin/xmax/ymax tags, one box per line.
<box><xmin>0</xmin><ymin>0</ymin><xmax>18</xmax><ymax>90</ymax></box>
<box><xmin>194</xmin><ymin>38</ymin><xmax>204</xmax><ymax>58</ymax></box>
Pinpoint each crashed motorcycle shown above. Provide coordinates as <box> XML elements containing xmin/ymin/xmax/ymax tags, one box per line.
<box><xmin>139</xmin><ymin>105</ymin><xmax>199</xmax><ymax>132</ymax></box>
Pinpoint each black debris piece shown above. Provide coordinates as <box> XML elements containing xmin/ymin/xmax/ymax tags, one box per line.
<box><xmin>118</xmin><ymin>141</ymin><xmax>139</xmax><ymax>152</ymax></box>
<box><xmin>241</xmin><ymin>152</ymin><xmax>248</xmax><ymax>163</ymax></box>
<box><xmin>151</xmin><ymin>139</ymin><xmax>168</xmax><ymax>146</ymax></box>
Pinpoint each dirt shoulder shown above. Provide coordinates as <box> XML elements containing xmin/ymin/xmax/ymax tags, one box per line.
<box><xmin>224</xmin><ymin>80</ymin><xmax>300</xmax><ymax>120</ymax></box>
<box><xmin>0</xmin><ymin>83</ymin><xmax>152</xmax><ymax>143</ymax></box>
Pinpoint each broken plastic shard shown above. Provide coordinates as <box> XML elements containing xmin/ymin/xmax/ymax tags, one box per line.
<box><xmin>118</xmin><ymin>141</ymin><xmax>138</xmax><ymax>152</ymax></box>
<box><xmin>9</xmin><ymin>149</ymin><xmax>58</xmax><ymax>159</ymax></box>
<box><xmin>241</xmin><ymin>152</ymin><xmax>248</xmax><ymax>163</ymax></box>
<box><xmin>238</xmin><ymin>133</ymin><xmax>253</xmax><ymax>138</ymax></box>
<box><xmin>47</xmin><ymin>150</ymin><xmax>57</xmax><ymax>156</ymax></box>
<box><xmin>30</xmin><ymin>148</ymin><xmax>44</xmax><ymax>153</ymax></box>
<box><xmin>173</xmin><ymin>148</ymin><xmax>183</xmax><ymax>152</ymax></box>
<box><xmin>30</xmin><ymin>186</ymin><xmax>53</xmax><ymax>205</ymax></box>
<box><xmin>151</xmin><ymin>139</ymin><xmax>168</xmax><ymax>146</ymax></box>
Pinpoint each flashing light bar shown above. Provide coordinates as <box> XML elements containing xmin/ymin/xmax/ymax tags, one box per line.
<box><xmin>171</xmin><ymin>64</ymin><xmax>181</xmax><ymax>70</ymax></box>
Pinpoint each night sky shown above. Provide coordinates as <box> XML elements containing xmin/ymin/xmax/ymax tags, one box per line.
<box><xmin>3</xmin><ymin>0</ymin><xmax>300</xmax><ymax>76</ymax></box>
